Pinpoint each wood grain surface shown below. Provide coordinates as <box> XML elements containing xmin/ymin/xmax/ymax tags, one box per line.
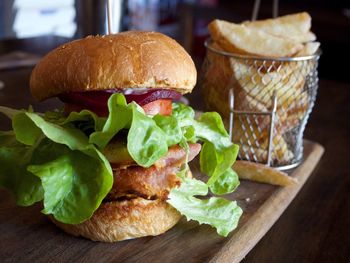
<box><xmin>0</xmin><ymin>140</ymin><xmax>323</xmax><ymax>263</ymax></box>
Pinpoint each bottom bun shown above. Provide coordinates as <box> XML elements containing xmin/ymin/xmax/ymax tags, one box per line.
<box><xmin>51</xmin><ymin>198</ymin><xmax>181</xmax><ymax>242</ymax></box>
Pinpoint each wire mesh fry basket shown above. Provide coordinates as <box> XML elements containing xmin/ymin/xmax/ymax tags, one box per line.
<box><xmin>201</xmin><ymin>39</ymin><xmax>321</xmax><ymax>170</ymax></box>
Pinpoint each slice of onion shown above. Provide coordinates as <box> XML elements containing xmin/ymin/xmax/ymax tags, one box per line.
<box><xmin>60</xmin><ymin>89</ymin><xmax>181</xmax><ymax>116</ymax></box>
<box><xmin>125</xmin><ymin>89</ymin><xmax>181</xmax><ymax>105</ymax></box>
<box><xmin>59</xmin><ymin>89</ymin><xmax>181</xmax><ymax>107</ymax></box>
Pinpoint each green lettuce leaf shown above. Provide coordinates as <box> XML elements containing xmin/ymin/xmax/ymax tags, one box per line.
<box><xmin>53</xmin><ymin>110</ymin><xmax>105</xmax><ymax>135</ymax></box>
<box><xmin>0</xmin><ymin>133</ymin><xmax>72</xmax><ymax>207</ymax></box>
<box><xmin>28</xmin><ymin>147</ymin><xmax>112</xmax><ymax>224</ymax></box>
<box><xmin>182</xmin><ymin>125</ymin><xmax>196</xmax><ymax>143</ymax></box>
<box><xmin>153</xmin><ymin>114</ymin><xmax>182</xmax><ymax>147</ymax></box>
<box><xmin>12</xmin><ymin>111</ymin><xmax>111</xmax><ymax>171</ymax></box>
<box><xmin>90</xmin><ymin>93</ymin><xmax>131</xmax><ymax>148</ymax></box>
<box><xmin>168</xmin><ymin>176</ymin><xmax>242</xmax><ymax>237</ymax></box>
<box><xmin>127</xmin><ymin>103</ymin><xmax>168</xmax><ymax>167</ymax></box>
<box><xmin>210</xmin><ymin>168</ymin><xmax>240</xmax><ymax>195</ymax></box>
<box><xmin>12</xmin><ymin>113</ymin><xmax>42</xmax><ymax>145</ymax></box>
<box><xmin>172</xmin><ymin>102</ymin><xmax>195</xmax><ymax>120</ymax></box>
<box><xmin>90</xmin><ymin>94</ymin><xmax>168</xmax><ymax>167</ymax></box>
<box><xmin>194</xmin><ymin>113</ymin><xmax>239</xmax><ymax>186</ymax></box>
<box><xmin>171</xmin><ymin>103</ymin><xmax>240</xmax><ymax>195</ymax></box>
<box><xmin>0</xmin><ymin>132</ymin><xmax>43</xmax><ymax>206</ymax></box>
<box><xmin>0</xmin><ymin>108</ymin><xmax>113</xmax><ymax>223</ymax></box>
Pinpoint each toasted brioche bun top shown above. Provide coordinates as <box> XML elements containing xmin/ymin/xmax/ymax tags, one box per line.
<box><xmin>30</xmin><ymin>31</ymin><xmax>197</xmax><ymax>101</ymax></box>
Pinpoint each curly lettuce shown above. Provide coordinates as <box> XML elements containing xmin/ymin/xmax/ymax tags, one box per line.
<box><xmin>168</xmin><ymin>176</ymin><xmax>242</xmax><ymax>237</ymax></box>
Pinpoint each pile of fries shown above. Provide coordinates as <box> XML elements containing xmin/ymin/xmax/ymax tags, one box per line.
<box><xmin>202</xmin><ymin>12</ymin><xmax>320</xmax><ymax>166</ymax></box>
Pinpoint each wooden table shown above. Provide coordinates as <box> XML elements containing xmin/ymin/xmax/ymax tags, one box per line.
<box><xmin>0</xmin><ymin>66</ymin><xmax>349</xmax><ymax>262</ymax></box>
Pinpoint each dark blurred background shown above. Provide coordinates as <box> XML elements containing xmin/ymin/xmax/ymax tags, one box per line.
<box><xmin>0</xmin><ymin>0</ymin><xmax>349</xmax><ymax>82</ymax></box>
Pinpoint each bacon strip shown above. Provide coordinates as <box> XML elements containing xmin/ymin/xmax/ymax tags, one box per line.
<box><xmin>108</xmin><ymin>143</ymin><xmax>201</xmax><ymax>200</ymax></box>
<box><xmin>154</xmin><ymin>143</ymin><xmax>201</xmax><ymax>168</ymax></box>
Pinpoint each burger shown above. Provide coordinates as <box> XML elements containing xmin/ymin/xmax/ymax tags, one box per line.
<box><xmin>0</xmin><ymin>31</ymin><xmax>242</xmax><ymax>242</ymax></box>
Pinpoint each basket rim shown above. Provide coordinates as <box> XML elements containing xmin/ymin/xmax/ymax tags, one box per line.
<box><xmin>204</xmin><ymin>38</ymin><xmax>321</xmax><ymax>62</ymax></box>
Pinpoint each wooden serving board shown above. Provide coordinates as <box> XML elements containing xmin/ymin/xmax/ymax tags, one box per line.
<box><xmin>0</xmin><ymin>140</ymin><xmax>324</xmax><ymax>263</ymax></box>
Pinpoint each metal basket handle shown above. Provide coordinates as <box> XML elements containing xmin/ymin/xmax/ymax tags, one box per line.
<box><xmin>252</xmin><ymin>0</ymin><xmax>279</xmax><ymax>21</ymax></box>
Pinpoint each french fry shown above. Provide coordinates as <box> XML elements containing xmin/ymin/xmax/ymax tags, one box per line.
<box><xmin>233</xmin><ymin>160</ymin><xmax>298</xmax><ymax>186</ymax></box>
<box><xmin>230</xmin><ymin>59</ymin><xmax>309</xmax><ymax>132</ymax></box>
<box><xmin>207</xmin><ymin>42</ymin><xmax>306</xmax><ymax>134</ymax></box>
<box><xmin>243</xmin><ymin>12</ymin><xmax>316</xmax><ymax>43</ymax></box>
<box><xmin>208</xmin><ymin>20</ymin><xmax>303</xmax><ymax>57</ymax></box>
<box><xmin>238</xmin><ymin>144</ymin><xmax>294</xmax><ymax>166</ymax></box>
<box><xmin>295</xmin><ymin>42</ymin><xmax>320</xmax><ymax>56</ymax></box>
<box><xmin>230</xmin><ymin>59</ymin><xmax>303</xmax><ymax>107</ymax></box>
<box><xmin>202</xmin><ymin>44</ymin><xmax>296</xmax><ymax>164</ymax></box>
<box><xmin>203</xmin><ymin>14</ymin><xmax>318</xmax><ymax>166</ymax></box>
<box><xmin>232</xmin><ymin>122</ymin><xmax>295</xmax><ymax>165</ymax></box>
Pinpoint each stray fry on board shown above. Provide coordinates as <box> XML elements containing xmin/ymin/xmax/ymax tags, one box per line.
<box><xmin>233</xmin><ymin>160</ymin><xmax>298</xmax><ymax>186</ymax></box>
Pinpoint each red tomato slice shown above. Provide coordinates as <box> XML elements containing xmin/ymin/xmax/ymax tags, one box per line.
<box><xmin>142</xmin><ymin>99</ymin><xmax>172</xmax><ymax>116</ymax></box>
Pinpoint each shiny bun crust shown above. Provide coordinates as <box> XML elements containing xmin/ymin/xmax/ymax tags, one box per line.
<box><xmin>51</xmin><ymin>198</ymin><xmax>181</xmax><ymax>242</ymax></box>
<box><xmin>30</xmin><ymin>31</ymin><xmax>197</xmax><ymax>101</ymax></box>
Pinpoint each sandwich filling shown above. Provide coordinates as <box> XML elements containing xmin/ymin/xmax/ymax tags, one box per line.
<box><xmin>107</xmin><ymin>143</ymin><xmax>201</xmax><ymax>201</ymax></box>
<box><xmin>0</xmin><ymin>92</ymin><xmax>243</xmax><ymax>237</ymax></box>
<box><xmin>61</xmin><ymin>89</ymin><xmax>200</xmax><ymax>204</ymax></box>
<box><xmin>60</xmin><ymin>89</ymin><xmax>201</xmax><ymax>207</ymax></box>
